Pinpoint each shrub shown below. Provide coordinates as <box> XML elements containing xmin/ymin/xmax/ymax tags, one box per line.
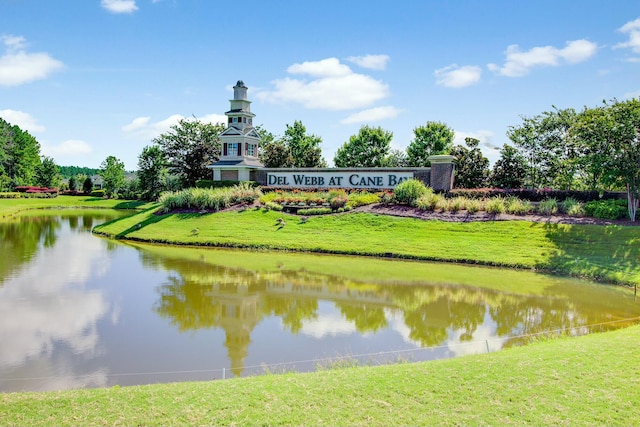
<box><xmin>90</xmin><ymin>189</ymin><xmax>106</xmax><ymax>198</ymax></box>
<box><xmin>196</xmin><ymin>180</ymin><xmax>259</xmax><ymax>189</ymax></box>
<box><xmin>263</xmin><ymin>202</ymin><xmax>283</xmax><ymax>212</ymax></box>
<box><xmin>298</xmin><ymin>207</ymin><xmax>332</xmax><ymax>216</ymax></box>
<box><xmin>486</xmin><ymin>197</ymin><xmax>506</xmax><ymax>214</ymax></box>
<box><xmin>394</xmin><ymin>179</ymin><xmax>431</xmax><ymax>206</ymax></box>
<box><xmin>0</xmin><ymin>192</ymin><xmax>22</xmax><ymax>199</ymax></box>
<box><xmin>584</xmin><ymin>199</ymin><xmax>628</xmax><ymax>220</ymax></box>
<box><xmin>347</xmin><ymin>192</ymin><xmax>380</xmax><ymax>208</ymax></box>
<box><xmin>538</xmin><ymin>198</ymin><xmax>558</xmax><ymax>216</ymax></box>
<box><xmin>378</xmin><ymin>191</ymin><xmax>395</xmax><ymax>205</ymax></box>
<box><xmin>329</xmin><ymin>196</ymin><xmax>348</xmax><ymax>210</ymax></box>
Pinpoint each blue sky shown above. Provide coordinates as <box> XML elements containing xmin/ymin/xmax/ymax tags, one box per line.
<box><xmin>1</xmin><ymin>0</ymin><xmax>639</xmax><ymax>170</ymax></box>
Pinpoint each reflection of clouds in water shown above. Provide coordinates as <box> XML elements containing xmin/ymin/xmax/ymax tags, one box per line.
<box><xmin>0</xmin><ymin>232</ymin><xmax>109</xmax><ymax>367</ymax></box>
<box><xmin>447</xmin><ymin>311</ymin><xmax>500</xmax><ymax>357</ymax></box>
<box><xmin>1</xmin><ymin>358</ymin><xmax>108</xmax><ymax>392</ymax></box>
<box><xmin>385</xmin><ymin>309</ymin><xmax>421</xmax><ymax>347</ymax></box>
<box><xmin>299</xmin><ymin>312</ymin><xmax>357</xmax><ymax>338</ymax></box>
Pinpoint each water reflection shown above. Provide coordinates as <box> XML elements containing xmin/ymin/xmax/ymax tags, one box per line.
<box><xmin>141</xmin><ymin>245</ymin><xmax>640</xmax><ymax>377</ymax></box>
<box><xmin>1</xmin><ymin>212</ymin><xmax>639</xmax><ymax>392</ymax></box>
<box><xmin>0</xmin><ymin>212</ymin><xmax>128</xmax><ymax>391</ymax></box>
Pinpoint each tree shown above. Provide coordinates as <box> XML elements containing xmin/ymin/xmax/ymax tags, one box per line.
<box><xmin>506</xmin><ymin>108</ymin><xmax>580</xmax><ymax>189</ymax></box>
<box><xmin>0</xmin><ymin>118</ymin><xmax>42</xmax><ymax>186</ymax></box>
<box><xmin>573</xmin><ymin>98</ymin><xmax>640</xmax><ymax>221</ymax></box>
<box><xmin>138</xmin><ymin>145</ymin><xmax>168</xmax><ymax>200</ymax></box>
<box><xmin>153</xmin><ymin>119</ymin><xmax>224</xmax><ymax>188</ymax></box>
<box><xmin>282</xmin><ymin>120</ymin><xmax>326</xmax><ymax>168</ymax></box>
<box><xmin>406</xmin><ymin>121</ymin><xmax>454</xmax><ymax>167</ymax></box>
<box><xmin>450</xmin><ymin>137</ymin><xmax>489</xmax><ymax>188</ymax></box>
<box><xmin>490</xmin><ymin>144</ymin><xmax>527</xmax><ymax>189</ymax></box>
<box><xmin>333</xmin><ymin>125</ymin><xmax>392</xmax><ymax>167</ymax></box>
<box><xmin>68</xmin><ymin>176</ymin><xmax>77</xmax><ymax>191</ymax></box>
<box><xmin>258</xmin><ymin>121</ymin><xmax>326</xmax><ymax>168</ymax></box>
<box><xmin>99</xmin><ymin>156</ymin><xmax>126</xmax><ymax>198</ymax></box>
<box><xmin>258</xmin><ymin>127</ymin><xmax>293</xmax><ymax>168</ymax></box>
<box><xmin>82</xmin><ymin>176</ymin><xmax>93</xmax><ymax>194</ymax></box>
<box><xmin>380</xmin><ymin>149</ymin><xmax>408</xmax><ymax>167</ymax></box>
<box><xmin>35</xmin><ymin>156</ymin><xmax>61</xmax><ymax>188</ymax></box>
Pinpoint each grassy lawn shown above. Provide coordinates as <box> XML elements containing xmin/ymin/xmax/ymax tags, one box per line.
<box><xmin>2</xmin><ymin>325</ymin><xmax>639</xmax><ymax>426</ymax></box>
<box><xmin>95</xmin><ymin>207</ymin><xmax>640</xmax><ymax>285</ymax></box>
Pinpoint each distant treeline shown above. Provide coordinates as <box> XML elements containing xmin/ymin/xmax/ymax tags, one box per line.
<box><xmin>59</xmin><ymin>166</ymin><xmax>100</xmax><ymax>179</ymax></box>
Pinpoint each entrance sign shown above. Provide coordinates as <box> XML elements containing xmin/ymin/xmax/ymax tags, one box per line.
<box><xmin>266</xmin><ymin>171</ymin><xmax>414</xmax><ymax>189</ymax></box>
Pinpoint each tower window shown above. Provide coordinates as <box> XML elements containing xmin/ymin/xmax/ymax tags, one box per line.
<box><xmin>224</xmin><ymin>143</ymin><xmax>239</xmax><ymax>156</ymax></box>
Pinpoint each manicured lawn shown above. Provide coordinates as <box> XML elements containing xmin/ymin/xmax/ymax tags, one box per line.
<box><xmin>2</xmin><ymin>325</ymin><xmax>639</xmax><ymax>426</ymax></box>
<box><xmin>95</xmin><ymin>207</ymin><xmax>640</xmax><ymax>285</ymax></box>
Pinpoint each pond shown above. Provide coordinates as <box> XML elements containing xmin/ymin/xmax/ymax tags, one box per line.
<box><xmin>1</xmin><ymin>211</ymin><xmax>639</xmax><ymax>392</ymax></box>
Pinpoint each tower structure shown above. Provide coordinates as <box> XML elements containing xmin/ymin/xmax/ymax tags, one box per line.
<box><xmin>208</xmin><ymin>80</ymin><xmax>263</xmax><ymax>181</ymax></box>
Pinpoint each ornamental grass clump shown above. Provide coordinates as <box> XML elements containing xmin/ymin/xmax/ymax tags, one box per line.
<box><xmin>159</xmin><ymin>183</ymin><xmax>262</xmax><ymax>212</ymax></box>
<box><xmin>561</xmin><ymin>197</ymin><xmax>584</xmax><ymax>216</ymax></box>
<box><xmin>394</xmin><ymin>179</ymin><xmax>431</xmax><ymax>206</ymax></box>
<box><xmin>446</xmin><ymin>196</ymin><xmax>467</xmax><ymax>212</ymax></box>
<box><xmin>415</xmin><ymin>192</ymin><xmax>443</xmax><ymax>211</ymax></box>
<box><xmin>465</xmin><ymin>198</ymin><xmax>483</xmax><ymax>214</ymax></box>
<box><xmin>486</xmin><ymin>197</ymin><xmax>506</xmax><ymax>214</ymax></box>
<box><xmin>538</xmin><ymin>198</ymin><xmax>558</xmax><ymax>216</ymax></box>
<box><xmin>505</xmin><ymin>196</ymin><xmax>533</xmax><ymax>215</ymax></box>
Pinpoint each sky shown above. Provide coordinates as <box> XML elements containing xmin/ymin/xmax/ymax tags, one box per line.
<box><xmin>1</xmin><ymin>0</ymin><xmax>639</xmax><ymax>170</ymax></box>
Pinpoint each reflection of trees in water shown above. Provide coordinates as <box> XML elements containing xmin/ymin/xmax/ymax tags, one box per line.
<box><xmin>143</xmin><ymin>249</ymin><xmax>640</xmax><ymax>375</ymax></box>
<box><xmin>0</xmin><ymin>211</ymin><xmax>135</xmax><ymax>286</ymax></box>
<box><xmin>335</xmin><ymin>301</ymin><xmax>387</xmax><ymax>333</ymax></box>
<box><xmin>0</xmin><ymin>217</ymin><xmax>61</xmax><ymax>284</ymax></box>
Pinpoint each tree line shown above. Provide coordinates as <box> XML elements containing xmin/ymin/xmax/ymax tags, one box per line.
<box><xmin>2</xmin><ymin>97</ymin><xmax>638</xmax><ymax>219</ymax></box>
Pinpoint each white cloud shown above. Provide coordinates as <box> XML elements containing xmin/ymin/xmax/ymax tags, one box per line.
<box><xmin>615</xmin><ymin>17</ymin><xmax>640</xmax><ymax>56</ymax></box>
<box><xmin>434</xmin><ymin>64</ymin><xmax>482</xmax><ymax>88</ymax></box>
<box><xmin>122</xmin><ymin>113</ymin><xmax>226</xmax><ymax>141</ymax></box>
<box><xmin>0</xmin><ymin>35</ymin><xmax>64</xmax><ymax>86</ymax></box>
<box><xmin>101</xmin><ymin>0</ymin><xmax>138</xmax><ymax>13</ymax></box>
<box><xmin>41</xmin><ymin>140</ymin><xmax>93</xmax><ymax>158</ymax></box>
<box><xmin>0</xmin><ymin>110</ymin><xmax>45</xmax><ymax>132</ymax></box>
<box><xmin>487</xmin><ymin>39</ymin><xmax>598</xmax><ymax>77</ymax></box>
<box><xmin>453</xmin><ymin>129</ymin><xmax>498</xmax><ymax>150</ymax></box>
<box><xmin>340</xmin><ymin>106</ymin><xmax>402</xmax><ymax>124</ymax></box>
<box><xmin>288</xmin><ymin>57</ymin><xmax>352</xmax><ymax>78</ymax></box>
<box><xmin>346</xmin><ymin>54</ymin><xmax>390</xmax><ymax>70</ymax></box>
<box><xmin>257</xmin><ymin>57</ymin><xmax>390</xmax><ymax>110</ymax></box>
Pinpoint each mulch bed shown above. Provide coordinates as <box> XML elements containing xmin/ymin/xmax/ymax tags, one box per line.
<box><xmin>163</xmin><ymin>201</ymin><xmax>639</xmax><ymax>227</ymax></box>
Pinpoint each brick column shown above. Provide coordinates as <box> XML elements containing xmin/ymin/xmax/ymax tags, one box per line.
<box><xmin>428</xmin><ymin>155</ymin><xmax>456</xmax><ymax>191</ymax></box>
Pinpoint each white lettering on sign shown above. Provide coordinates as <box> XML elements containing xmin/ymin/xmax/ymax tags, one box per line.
<box><xmin>266</xmin><ymin>171</ymin><xmax>414</xmax><ymax>189</ymax></box>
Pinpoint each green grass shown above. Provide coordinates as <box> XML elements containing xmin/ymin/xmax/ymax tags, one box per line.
<box><xmin>0</xmin><ymin>195</ymin><xmax>154</xmax><ymax>220</ymax></box>
<box><xmin>95</xmin><ymin>207</ymin><xmax>640</xmax><ymax>285</ymax></box>
<box><xmin>2</xmin><ymin>325</ymin><xmax>639</xmax><ymax>426</ymax></box>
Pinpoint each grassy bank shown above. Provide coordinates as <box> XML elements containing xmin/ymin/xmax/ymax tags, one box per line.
<box><xmin>0</xmin><ymin>196</ymin><xmax>154</xmax><ymax>220</ymax></box>
<box><xmin>2</xmin><ymin>325</ymin><xmax>639</xmax><ymax>426</ymax></box>
<box><xmin>94</xmin><ymin>207</ymin><xmax>640</xmax><ymax>285</ymax></box>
